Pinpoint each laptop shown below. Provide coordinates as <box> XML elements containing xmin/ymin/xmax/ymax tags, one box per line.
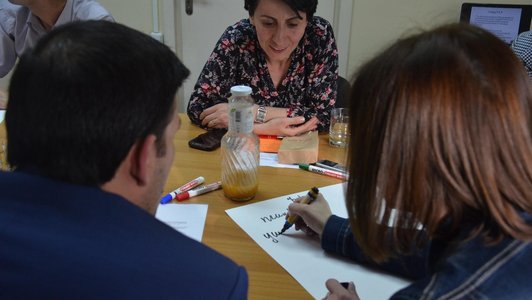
<box><xmin>460</xmin><ymin>3</ymin><xmax>532</xmax><ymax>44</ymax></box>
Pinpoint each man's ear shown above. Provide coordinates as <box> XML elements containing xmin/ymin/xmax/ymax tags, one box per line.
<box><xmin>129</xmin><ymin>134</ymin><xmax>158</xmax><ymax>186</ymax></box>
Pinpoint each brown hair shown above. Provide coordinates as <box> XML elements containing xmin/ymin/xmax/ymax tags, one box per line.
<box><xmin>346</xmin><ymin>23</ymin><xmax>532</xmax><ymax>262</ymax></box>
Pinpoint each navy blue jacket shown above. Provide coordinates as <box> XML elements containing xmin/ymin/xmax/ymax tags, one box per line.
<box><xmin>322</xmin><ymin>215</ymin><xmax>532</xmax><ymax>299</ymax></box>
<box><xmin>0</xmin><ymin>171</ymin><xmax>248</xmax><ymax>299</ymax></box>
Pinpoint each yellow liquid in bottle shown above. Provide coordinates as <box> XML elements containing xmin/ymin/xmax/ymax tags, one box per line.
<box><xmin>222</xmin><ymin>170</ymin><xmax>258</xmax><ymax>201</ymax></box>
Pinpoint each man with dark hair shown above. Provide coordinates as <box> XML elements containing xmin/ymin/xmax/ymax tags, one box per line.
<box><xmin>0</xmin><ymin>20</ymin><xmax>247</xmax><ymax>299</ymax></box>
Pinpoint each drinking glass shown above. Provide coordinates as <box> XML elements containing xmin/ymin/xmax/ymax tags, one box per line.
<box><xmin>329</xmin><ymin>108</ymin><xmax>349</xmax><ymax>148</ymax></box>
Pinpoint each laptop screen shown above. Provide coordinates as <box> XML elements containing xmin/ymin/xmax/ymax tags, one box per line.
<box><xmin>460</xmin><ymin>3</ymin><xmax>532</xmax><ymax>44</ymax></box>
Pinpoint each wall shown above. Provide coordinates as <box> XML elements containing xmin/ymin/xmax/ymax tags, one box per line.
<box><xmin>95</xmin><ymin>0</ymin><xmax>532</xmax><ymax>89</ymax></box>
<box><xmin>347</xmin><ymin>0</ymin><xmax>532</xmax><ymax>76</ymax></box>
<box><xmin>2</xmin><ymin>0</ymin><xmax>531</xmax><ymax>92</ymax></box>
<box><xmin>98</xmin><ymin>0</ymin><xmax>153</xmax><ymax>34</ymax></box>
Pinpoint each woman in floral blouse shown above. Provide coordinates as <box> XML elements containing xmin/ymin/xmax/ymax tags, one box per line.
<box><xmin>187</xmin><ymin>0</ymin><xmax>338</xmax><ymax>136</ymax></box>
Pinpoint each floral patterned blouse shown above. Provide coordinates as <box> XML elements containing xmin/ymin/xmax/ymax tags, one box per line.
<box><xmin>187</xmin><ymin>16</ymin><xmax>339</xmax><ymax>132</ymax></box>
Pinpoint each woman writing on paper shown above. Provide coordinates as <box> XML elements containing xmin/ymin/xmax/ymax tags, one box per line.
<box><xmin>288</xmin><ymin>24</ymin><xmax>532</xmax><ymax>299</ymax></box>
<box><xmin>187</xmin><ymin>0</ymin><xmax>338</xmax><ymax>136</ymax></box>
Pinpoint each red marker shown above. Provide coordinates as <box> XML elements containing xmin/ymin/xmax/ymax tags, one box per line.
<box><xmin>298</xmin><ymin>164</ymin><xmax>347</xmax><ymax>180</ymax></box>
<box><xmin>176</xmin><ymin>181</ymin><xmax>222</xmax><ymax>201</ymax></box>
<box><xmin>160</xmin><ymin>176</ymin><xmax>205</xmax><ymax>204</ymax></box>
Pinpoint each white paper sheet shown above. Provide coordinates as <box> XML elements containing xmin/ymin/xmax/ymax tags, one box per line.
<box><xmin>156</xmin><ymin>204</ymin><xmax>208</xmax><ymax>242</ymax></box>
<box><xmin>260</xmin><ymin>152</ymin><xmax>299</xmax><ymax>169</ymax></box>
<box><xmin>226</xmin><ymin>183</ymin><xmax>411</xmax><ymax>299</ymax></box>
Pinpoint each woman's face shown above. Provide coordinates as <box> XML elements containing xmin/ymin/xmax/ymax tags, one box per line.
<box><xmin>250</xmin><ymin>0</ymin><xmax>307</xmax><ymax>64</ymax></box>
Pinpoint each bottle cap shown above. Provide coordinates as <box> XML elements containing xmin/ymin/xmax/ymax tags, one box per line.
<box><xmin>230</xmin><ymin>85</ymin><xmax>252</xmax><ymax>96</ymax></box>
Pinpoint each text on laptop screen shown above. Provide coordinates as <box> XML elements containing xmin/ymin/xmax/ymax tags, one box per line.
<box><xmin>469</xmin><ymin>7</ymin><xmax>522</xmax><ymax>44</ymax></box>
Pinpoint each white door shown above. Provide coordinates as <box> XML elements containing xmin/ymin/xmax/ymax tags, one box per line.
<box><xmin>172</xmin><ymin>0</ymin><xmax>352</xmax><ymax>111</ymax></box>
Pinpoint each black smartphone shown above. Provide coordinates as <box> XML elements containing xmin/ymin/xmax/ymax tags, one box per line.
<box><xmin>188</xmin><ymin>129</ymin><xmax>227</xmax><ymax>151</ymax></box>
<box><xmin>315</xmin><ymin>159</ymin><xmax>346</xmax><ymax>173</ymax></box>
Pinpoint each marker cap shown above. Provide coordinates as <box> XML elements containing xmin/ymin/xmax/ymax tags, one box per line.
<box><xmin>176</xmin><ymin>192</ymin><xmax>190</xmax><ymax>202</ymax></box>
<box><xmin>160</xmin><ymin>194</ymin><xmax>172</xmax><ymax>204</ymax></box>
<box><xmin>298</xmin><ymin>164</ymin><xmax>310</xmax><ymax>171</ymax></box>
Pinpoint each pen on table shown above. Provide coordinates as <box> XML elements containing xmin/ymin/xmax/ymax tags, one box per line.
<box><xmin>298</xmin><ymin>164</ymin><xmax>347</xmax><ymax>180</ymax></box>
<box><xmin>175</xmin><ymin>181</ymin><xmax>222</xmax><ymax>202</ymax></box>
<box><xmin>279</xmin><ymin>187</ymin><xmax>320</xmax><ymax>234</ymax></box>
<box><xmin>160</xmin><ymin>176</ymin><xmax>205</xmax><ymax>204</ymax></box>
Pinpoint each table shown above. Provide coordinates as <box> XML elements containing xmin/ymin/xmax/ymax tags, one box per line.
<box><xmin>168</xmin><ymin>114</ymin><xmax>347</xmax><ymax>299</ymax></box>
<box><xmin>0</xmin><ymin>112</ymin><xmax>347</xmax><ymax>297</ymax></box>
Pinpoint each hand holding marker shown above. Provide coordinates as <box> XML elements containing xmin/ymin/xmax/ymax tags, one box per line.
<box><xmin>279</xmin><ymin>187</ymin><xmax>320</xmax><ymax>234</ymax></box>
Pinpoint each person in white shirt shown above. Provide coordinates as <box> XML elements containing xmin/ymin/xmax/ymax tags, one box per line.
<box><xmin>0</xmin><ymin>0</ymin><xmax>114</xmax><ymax>108</ymax></box>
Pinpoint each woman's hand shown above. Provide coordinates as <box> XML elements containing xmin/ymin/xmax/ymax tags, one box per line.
<box><xmin>323</xmin><ymin>279</ymin><xmax>360</xmax><ymax>300</ymax></box>
<box><xmin>199</xmin><ymin>103</ymin><xmax>319</xmax><ymax>135</ymax></box>
<box><xmin>254</xmin><ymin>116</ymin><xmax>318</xmax><ymax>136</ymax></box>
<box><xmin>200</xmin><ymin>103</ymin><xmax>229</xmax><ymax>129</ymax></box>
<box><xmin>288</xmin><ymin>193</ymin><xmax>332</xmax><ymax>237</ymax></box>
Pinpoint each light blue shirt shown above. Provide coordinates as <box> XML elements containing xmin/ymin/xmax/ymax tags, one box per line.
<box><xmin>0</xmin><ymin>0</ymin><xmax>114</xmax><ymax>77</ymax></box>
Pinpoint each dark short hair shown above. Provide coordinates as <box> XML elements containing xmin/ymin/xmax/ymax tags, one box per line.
<box><xmin>244</xmin><ymin>0</ymin><xmax>317</xmax><ymax>20</ymax></box>
<box><xmin>346</xmin><ymin>23</ymin><xmax>532</xmax><ymax>262</ymax></box>
<box><xmin>6</xmin><ymin>20</ymin><xmax>190</xmax><ymax>186</ymax></box>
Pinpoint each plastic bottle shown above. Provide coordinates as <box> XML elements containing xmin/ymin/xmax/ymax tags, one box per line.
<box><xmin>221</xmin><ymin>85</ymin><xmax>259</xmax><ymax>201</ymax></box>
